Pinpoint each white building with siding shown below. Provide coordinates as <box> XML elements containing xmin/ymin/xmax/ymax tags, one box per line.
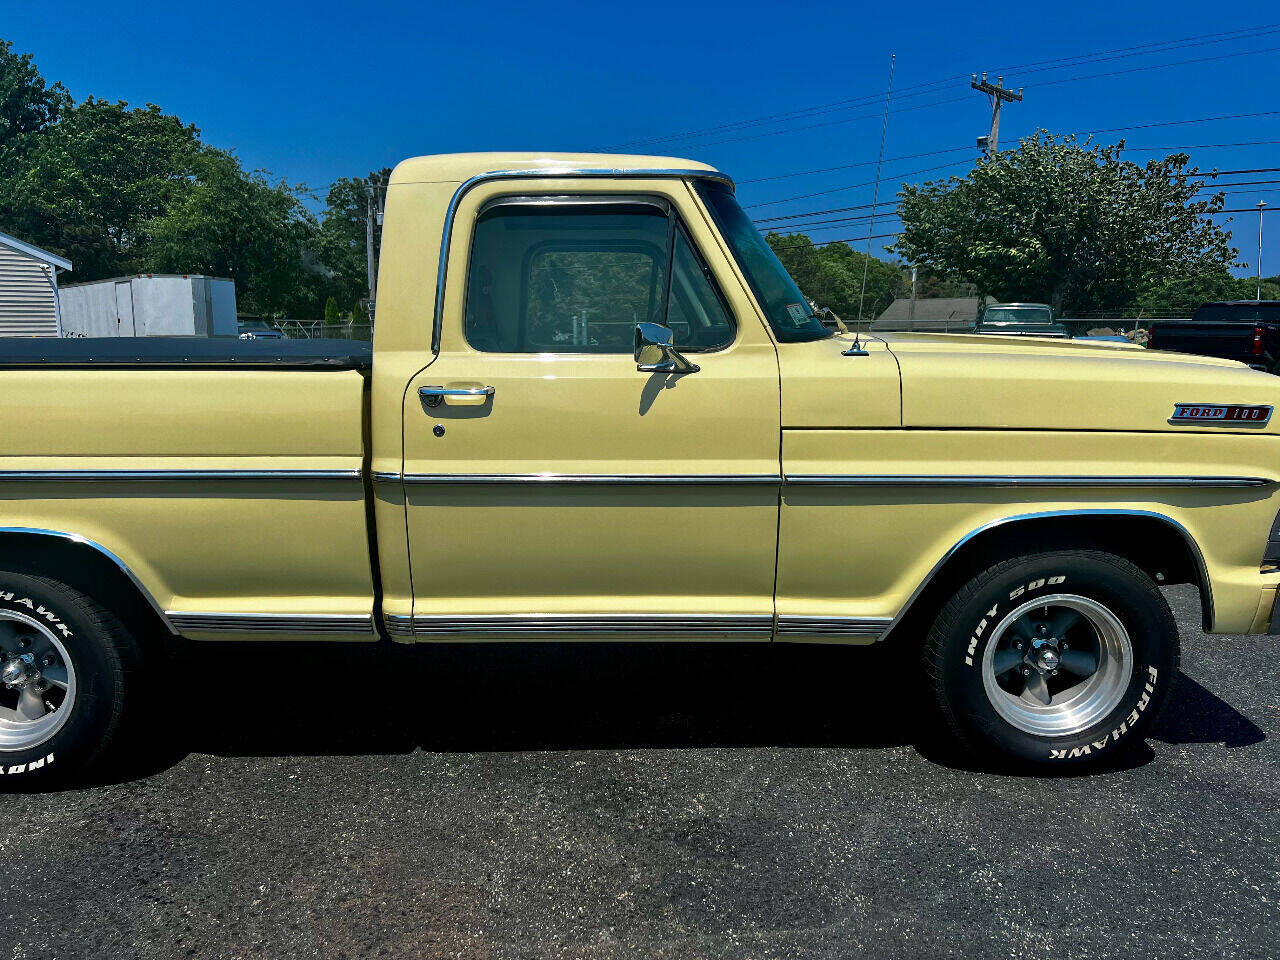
<box><xmin>0</xmin><ymin>230</ymin><xmax>72</xmax><ymax>337</ymax></box>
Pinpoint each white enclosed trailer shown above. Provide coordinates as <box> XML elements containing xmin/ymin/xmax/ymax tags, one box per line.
<box><xmin>59</xmin><ymin>275</ymin><xmax>237</xmax><ymax>337</ymax></box>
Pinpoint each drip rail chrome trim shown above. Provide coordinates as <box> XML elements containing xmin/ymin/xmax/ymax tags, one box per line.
<box><xmin>431</xmin><ymin>166</ymin><xmax>735</xmax><ymax>354</ymax></box>
<box><xmin>0</xmin><ymin>526</ymin><xmax>177</xmax><ymax>634</ymax></box>
<box><xmin>167</xmin><ymin>612</ymin><xmax>375</xmax><ymax>635</ymax></box>
<box><xmin>399</xmin><ymin>473</ymin><xmax>780</xmax><ymax>485</ymax></box>
<box><xmin>409</xmin><ymin>614</ymin><xmax>773</xmax><ymax>638</ymax></box>
<box><xmin>0</xmin><ymin>469</ymin><xmax>361</xmax><ymax>482</ymax></box>
<box><xmin>783</xmin><ymin>474</ymin><xmax>1274</xmax><ymax>488</ymax></box>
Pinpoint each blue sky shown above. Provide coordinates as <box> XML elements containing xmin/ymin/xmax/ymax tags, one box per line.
<box><xmin>6</xmin><ymin>0</ymin><xmax>1279</xmax><ymax>280</ymax></box>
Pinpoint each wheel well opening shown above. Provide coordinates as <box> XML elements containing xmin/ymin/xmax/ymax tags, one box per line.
<box><xmin>882</xmin><ymin>513</ymin><xmax>1209</xmax><ymax>646</ymax></box>
<box><xmin>0</xmin><ymin>532</ymin><xmax>174</xmax><ymax>651</ymax></box>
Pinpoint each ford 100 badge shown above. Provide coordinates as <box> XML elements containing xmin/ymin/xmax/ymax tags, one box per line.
<box><xmin>1169</xmin><ymin>403</ymin><xmax>1273</xmax><ymax>426</ymax></box>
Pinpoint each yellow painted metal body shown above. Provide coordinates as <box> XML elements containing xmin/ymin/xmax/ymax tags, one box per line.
<box><xmin>5</xmin><ymin>152</ymin><xmax>1279</xmax><ymax>642</ymax></box>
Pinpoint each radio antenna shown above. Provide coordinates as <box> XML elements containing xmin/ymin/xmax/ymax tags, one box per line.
<box><xmin>856</xmin><ymin>52</ymin><xmax>896</xmax><ymax>327</ymax></box>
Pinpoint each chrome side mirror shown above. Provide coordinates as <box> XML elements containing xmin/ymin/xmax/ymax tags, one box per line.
<box><xmin>634</xmin><ymin>322</ymin><xmax>700</xmax><ymax>374</ymax></box>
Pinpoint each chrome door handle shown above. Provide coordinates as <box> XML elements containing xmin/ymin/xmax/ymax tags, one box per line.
<box><xmin>419</xmin><ymin>385</ymin><xmax>495</xmax><ymax>408</ymax></box>
<box><xmin>419</xmin><ymin>385</ymin><xmax>495</xmax><ymax>398</ymax></box>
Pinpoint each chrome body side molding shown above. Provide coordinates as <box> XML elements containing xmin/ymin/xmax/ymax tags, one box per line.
<box><xmin>884</xmin><ymin>508</ymin><xmax>1216</xmax><ymax>635</ymax></box>
<box><xmin>167</xmin><ymin>612</ymin><xmax>375</xmax><ymax>636</ymax></box>
<box><xmin>0</xmin><ymin>469</ymin><xmax>361</xmax><ymax>482</ymax></box>
<box><xmin>399</xmin><ymin>473</ymin><xmax>780</xmax><ymax>485</ymax></box>
<box><xmin>784</xmin><ymin>474</ymin><xmax>1274</xmax><ymax>488</ymax></box>
<box><xmin>383</xmin><ymin>472</ymin><xmax>1272</xmax><ymax>488</ymax></box>
<box><xmin>409</xmin><ymin>614</ymin><xmax>773</xmax><ymax>640</ymax></box>
<box><xmin>384</xmin><ymin>613</ymin><xmax>415</xmax><ymax>638</ymax></box>
<box><xmin>0</xmin><ymin>526</ymin><xmax>177</xmax><ymax>634</ymax></box>
<box><xmin>431</xmin><ymin>166</ymin><xmax>735</xmax><ymax>354</ymax></box>
<box><xmin>776</xmin><ymin>616</ymin><xmax>892</xmax><ymax>640</ymax></box>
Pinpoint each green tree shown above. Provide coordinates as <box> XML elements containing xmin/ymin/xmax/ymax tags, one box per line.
<box><xmin>0</xmin><ymin>98</ymin><xmax>202</xmax><ymax>277</ymax></box>
<box><xmin>893</xmin><ymin>134</ymin><xmax>1237</xmax><ymax>314</ymax></box>
<box><xmin>1133</xmin><ymin>268</ymin><xmax>1280</xmax><ymax>312</ymax></box>
<box><xmin>766</xmin><ymin>233</ymin><xmax>905</xmax><ymax>321</ymax></box>
<box><xmin>315</xmin><ymin>170</ymin><xmax>390</xmax><ymax>312</ymax></box>
<box><xmin>0</xmin><ymin>39</ymin><xmax>70</xmax><ymax>160</ymax></box>
<box><xmin>324</xmin><ymin>296</ymin><xmax>340</xmax><ymax>325</ymax></box>
<box><xmin>145</xmin><ymin>147</ymin><xmax>321</xmax><ymax>318</ymax></box>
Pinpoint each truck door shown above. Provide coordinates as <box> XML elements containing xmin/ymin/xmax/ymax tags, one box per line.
<box><xmin>400</xmin><ymin>178</ymin><xmax>781</xmax><ymax>640</ymax></box>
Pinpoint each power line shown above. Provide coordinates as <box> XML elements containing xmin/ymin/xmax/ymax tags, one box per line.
<box><xmin>609</xmin><ymin>21</ymin><xmax>1280</xmax><ymax>150</ymax></box>
<box><xmin>740</xmin><ymin>142</ymin><xmax>1280</xmax><ymax>187</ymax></box>
<box><xmin>758</xmin><ymin>185</ymin><xmax>1279</xmax><ymax>232</ymax></box>
<box><xmin>746</xmin><ymin>160</ymin><xmax>973</xmax><ymax>208</ymax></box>
<box><xmin>687</xmin><ymin>41</ymin><xmax>1280</xmax><ymax>151</ymax></box>
<box><xmin>752</xmin><ymin>166</ymin><xmax>1280</xmax><ymax>226</ymax></box>
<box><xmin>628</xmin><ymin>42</ymin><xmax>1280</xmax><ymax>153</ymax></box>
<box><xmin>746</xmin><ymin>114</ymin><xmax>1280</xmax><ymax>208</ymax></box>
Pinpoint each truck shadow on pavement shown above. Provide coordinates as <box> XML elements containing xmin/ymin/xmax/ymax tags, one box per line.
<box><xmin>66</xmin><ymin>638</ymin><xmax>1264</xmax><ymax>788</ymax></box>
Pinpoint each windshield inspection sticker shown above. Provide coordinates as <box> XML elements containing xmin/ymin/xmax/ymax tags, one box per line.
<box><xmin>785</xmin><ymin>303</ymin><xmax>809</xmax><ymax>326</ymax></box>
<box><xmin>1169</xmin><ymin>403</ymin><xmax>1273</xmax><ymax>426</ymax></box>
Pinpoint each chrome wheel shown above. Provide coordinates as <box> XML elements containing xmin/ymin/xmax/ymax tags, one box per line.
<box><xmin>0</xmin><ymin>611</ymin><xmax>77</xmax><ymax>751</ymax></box>
<box><xmin>980</xmin><ymin>593</ymin><xmax>1132</xmax><ymax>737</ymax></box>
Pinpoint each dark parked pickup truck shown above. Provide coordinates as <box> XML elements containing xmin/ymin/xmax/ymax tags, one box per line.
<box><xmin>1149</xmin><ymin>302</ymin><xmax>1280</xmax><ymax>372</ymax></box>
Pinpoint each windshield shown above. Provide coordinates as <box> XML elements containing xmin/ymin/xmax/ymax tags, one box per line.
<box><xmin>983</xmin><ymin>305</ymin><xmax>1054</xmax><ymax>324</ymax></box>
<box><xmin>694</xmin><ymin>180</ymin><xmax>832</xmax><ymax>343</ymax></box>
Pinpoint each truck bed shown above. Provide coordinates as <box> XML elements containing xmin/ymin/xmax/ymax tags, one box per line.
<box><xmin>0</xmin><ymin>336</ymin><xmax>372</xmax><ymax>369</ymax></box>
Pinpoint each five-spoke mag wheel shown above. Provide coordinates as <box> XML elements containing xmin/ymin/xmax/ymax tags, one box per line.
<box><xmin>980</xmin><ymin>593</ymin><xmax>1133</xmax><ymax>737</ymax></box>
<box><xmin>0</xmin><ymin>610</ymin><xmax>77</xmax><ymax>751</ymax></box>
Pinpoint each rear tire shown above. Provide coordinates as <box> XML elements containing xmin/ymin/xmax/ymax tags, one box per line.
<box><xmin>0</xmin><ymin>571</ymin><xmax>141</xmax><ymax>785</ymax></box>
<box><xmin>923</xmin><ymin>550</ymin><xmax>1178</xmax><ymax>768</ymax></box>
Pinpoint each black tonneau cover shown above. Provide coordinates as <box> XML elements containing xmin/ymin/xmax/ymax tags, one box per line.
<box><xmin>0</xmin><ymin>337</ymin><xmax>372</xmax><ymax>370</ymax></box>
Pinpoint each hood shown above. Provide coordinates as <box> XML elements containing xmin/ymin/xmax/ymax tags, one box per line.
<box><xmin>879</xmin><ymin>332</ymin><xmax>1280</xmax><ymax>434</ymax></box>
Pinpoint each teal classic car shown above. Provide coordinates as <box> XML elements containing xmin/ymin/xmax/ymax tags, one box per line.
<box><xmin>973</xmin><ymin>303</ymin><xmax>1070</xmax><ymax>338</ymax></box>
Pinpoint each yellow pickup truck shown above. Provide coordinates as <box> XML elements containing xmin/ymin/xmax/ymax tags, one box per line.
<box><xmin>3</xmin><ymin>152</ymin><xmax>1279</xmax><ymax>780</ymax></box>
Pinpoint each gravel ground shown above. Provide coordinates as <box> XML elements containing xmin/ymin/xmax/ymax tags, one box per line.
<box><xmin>1</xmin><ymin>585</ymin><xmax>1276</xmax><ymax>960</ymax></box>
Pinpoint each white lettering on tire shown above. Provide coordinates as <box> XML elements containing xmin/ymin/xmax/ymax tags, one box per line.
<box><xmin>1009</xmin><ymin>575</ymin><xmax>1066</xmax><ymax>601</ymax></box>
<box><xmin>1048</xmin><ymin>666</ymin><xmax>1158</xmax><ymax>759</ymax></box>
<box><xmin>963</xmin><ymin>575</ymin><xmax>1067</xmax><ymax>667</ymax></box>
<box><xmin>0</xmin><ymin>753</ymin><xmax>55</xmax><ymax>776</ymax></box>
<box><xmin>965</xmin><ymin>603</ymin><xmax>1000</xmax><ymax>666</ymax></box>
<box><xmin>0</xmin><ymin>588</ymin><xmax>74</xmax><ymax>638</ymax></box>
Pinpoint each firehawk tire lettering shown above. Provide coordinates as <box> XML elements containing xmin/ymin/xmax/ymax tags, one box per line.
<box><xmin>1048</xmin><ymin>666</ymin><xmax>1159</xmax><ymax>759</ymax></box>
<box><xmin>0</xmin><ymin>589</ymin><xmax>74</xmax><ymax>638</ymax></box>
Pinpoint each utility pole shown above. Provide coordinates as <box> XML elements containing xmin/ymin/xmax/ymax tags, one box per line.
<box><xmin>970</xmin><ymin>73</ymin><xmax>1023</xmax><ymax>159</ymax></box>
<box><xmin>364</xmin><ymin>180</ymin><xmax>382</xmax><ymax>321</ymax></box>
<box><xmin>1259</xmin><ymin>201</ymin><xmax>1268</xmax><ymax>301</ymax></box>
<box><xmin>908</xmin><ymin>265</ymin><xmax>918</xmax><ymax>328</ymax></box>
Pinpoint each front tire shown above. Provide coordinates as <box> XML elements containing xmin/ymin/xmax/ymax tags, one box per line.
<box><xmin>923</xmin><ymin>550</ymin><xmax>1178</xmax><ymax>768</ymax></box>
<box><xmin>0</xmin><ymin>571</ymin><xmax>140</xmax><ymax>785</ymax></box>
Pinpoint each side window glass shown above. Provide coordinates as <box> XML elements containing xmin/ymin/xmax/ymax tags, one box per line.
<box><xmin>667</xmin><ymin>227</ymin><xmax>734</xmax><ymax>351</ymax></box>
<box><xmin>465</xmin><ymin>204</ymin><xmax>667</xmax><ymax>353</ymax></box>
<box><xmin>464</xmin><ymin>200</ymin><xmax>736</xmax><ymax>354</ymax></box>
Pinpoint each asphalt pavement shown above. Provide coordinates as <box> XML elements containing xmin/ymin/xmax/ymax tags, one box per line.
<box><xmin>2</xmin><ymin>584</ymin><xmax>1276</xmax><ymax>959</ymax></box>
